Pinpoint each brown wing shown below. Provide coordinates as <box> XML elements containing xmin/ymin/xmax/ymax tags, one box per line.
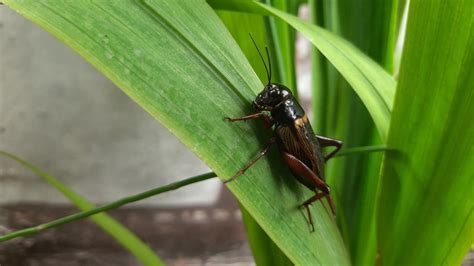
<box><xmin>276</xmin><ymin>115</ymin><xmax>325</xmax><ymax>180</ymax></box>
<box><xmin>292</xmin><ymin>116</ymin><xmax>325</xmax><ymax>179</ymax></box>
<box><xmin>276</xmin><ymin>126</ymin><xmax>307</xmax><ymax>164</ymax></box>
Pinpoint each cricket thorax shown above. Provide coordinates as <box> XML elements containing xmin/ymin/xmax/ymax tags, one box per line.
<box><xmin>271</xmin><ymin>98</ymin><xmax>306</xmax><ymax>126</ymax></box>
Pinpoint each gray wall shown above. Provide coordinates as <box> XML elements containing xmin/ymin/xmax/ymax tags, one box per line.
<box><xmin>0</xmin><ymin>7</ymin><xmax>220</xmax><ymax>206</ymax></box>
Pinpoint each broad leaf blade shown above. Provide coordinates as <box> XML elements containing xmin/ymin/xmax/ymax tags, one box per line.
<box><xmin>377</xmin><ymin>0</ymin><xmax>474</xmax><ymax>265</ymax></box>
<box><xmin>3</xmin><ymin>0</ymin><xmax>350</xmax><ymax>264</ymax></box>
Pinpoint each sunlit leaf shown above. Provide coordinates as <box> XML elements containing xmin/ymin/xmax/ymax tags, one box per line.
<box><xmin>377</xmin><ymin>0</ymin><xmax>474</xmax><ymax>264</ymax></box>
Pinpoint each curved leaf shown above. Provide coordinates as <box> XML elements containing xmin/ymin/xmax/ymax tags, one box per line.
<box><xmin>3</xmin><ymin>0</ymin><xmax>349</xmax><ymax>264</ymax></box>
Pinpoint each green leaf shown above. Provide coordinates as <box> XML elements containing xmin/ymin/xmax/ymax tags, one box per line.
<box><xmin>3</xmin><ymin>0</ymin><xmax>350</xmax><ymax>264</ymax></box>
<box><xmin>0</xmin><ymin>151</ymin><xmax>164</xmax><ymax>266</ymax></box>
<box><xmin>377</xmin><ymin>0</ymin><xmax>474</xmax><ymax>265</ymax></box>
<box><xmin>308</xmin><ymin>0</ymin><xmax>329</xmax><ymax>135</ymax></box>
<box><xmin>336</xmin><ymin>0</ymin><xmax>398</xmax><ymax>72</ymax></box>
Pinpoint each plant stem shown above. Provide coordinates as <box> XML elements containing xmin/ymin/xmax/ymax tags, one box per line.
<box><xmin>334</xmin><ymin>145</ymin><xmax>388</xmax><ymax>157</ymax></box>
<box><xmin>0</xmin><ymin>171</ymin><xmax>217</xmax><ymax>242</ymax></box>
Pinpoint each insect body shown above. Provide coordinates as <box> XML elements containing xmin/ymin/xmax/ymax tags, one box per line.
<box><xmin>224</xmin><ymin>37</ymin><xmax>342</xmax><ymax>231</ymax></box>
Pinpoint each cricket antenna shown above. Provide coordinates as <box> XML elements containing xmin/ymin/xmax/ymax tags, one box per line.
<box><xmin>249</xmin><ymin>34</ymin><xmax>272</xmax><ymax>85</ymax></box>
<box><xmin>265</xmin><ymin>46</ymin><xmax>272</xmax><ymax>85</ymax></box>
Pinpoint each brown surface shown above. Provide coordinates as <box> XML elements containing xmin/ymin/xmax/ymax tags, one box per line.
<box><xmin>0</xmin><ymin>187</ymin><xmax>254</xmax><ymax>266</ymax></box>
<box><xmin>2</xmin><ymin>186</ymin><xmax>473</xmax><ymax>266</ymax></box>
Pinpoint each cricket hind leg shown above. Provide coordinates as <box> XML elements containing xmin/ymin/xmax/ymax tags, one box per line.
<box><xmin>300</xmin><ymin>192</ymin><xmax>326</xmax><ymax>232</ymax></box>
<box><xmin>224</xmin><ymin>137</ymin><xmax>277</xmax><ymax>183</ymax></box>
<box><xmin>281</xmin><ymin>152</ymin><xmax>336</xmax><ymax>230</ymax></box>
<box><xmin>301</xmin><ymin>190</ymin><xmax>336</xmax><ymax>215</ymax></box>
<box><xmin>316</xmin><ymin>135</ymin><xmax>342</xmax><ymax>162</ymax></box>
<box><xmin>300</xmin><ymin>191</ymin><xmax>336</xmax><ymax>232</ymax></box>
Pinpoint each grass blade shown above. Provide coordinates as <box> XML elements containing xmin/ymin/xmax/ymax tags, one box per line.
<box><xmin>377</xmin><ymin>0</ymin><xmax>474</xmax><ymax>264</ymax></box>
<box><xmin>308</xmin><ymin>0</ymin><xmax>329</xmax><ymax>135</ymax></box>
<box><xmin>0</xmin><ymin>150</ymin><xmax>164</xmax><ymax>266</ymax></box>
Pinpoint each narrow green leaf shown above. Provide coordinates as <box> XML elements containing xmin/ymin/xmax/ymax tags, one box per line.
<box><xmin>314</xmin><ymin>0</ymin><xmax>342</xmax><ymax>139</ymax></box>
<box><xmin>3</xmin><ymin>0</ymin><xmax>350</xmax><ymax>264</ymax></box>
<box><xmin>308</xmin><ymin>0</ymin><xmax>329</xmax><ymax>135</ymax></box>
<box><xmin>378</xmin><ymin>0</ymin><xmax>474</xmax><ymax>265</ymax></box>
<box><xmin>0</xmin><ymin>150</ymin><xmax>164</xmax><ymax>266</ymax></box>
<box><xmin>265</xmin><ymin>0</ymin><xmax>297</xmax><ymax>93</ymax></box>
<box><xmin>337</xmin><ymin>0</ymin><xmax>398</xmax><ymax>72</ymax></box>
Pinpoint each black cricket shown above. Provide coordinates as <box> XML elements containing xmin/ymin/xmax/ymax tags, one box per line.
<box><xmin>224</xmin><ymin>36</ymin><xmax>342</xmax><ymax>231</ymax></box>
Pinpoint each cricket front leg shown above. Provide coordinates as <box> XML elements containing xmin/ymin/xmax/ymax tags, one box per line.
<box><xmin>224</xmin><ymin>113</ymin><xmax>274</xmax><ymax>129</ymax></box>
<box><xmin>224</xmin><ymin>137</ymin><xmax>277</xmax><ymax>183</ymax></box>
<box><xmin>316</xmin><ymin>135</ymin><xmax>343</xmax><ymax>162</ymax></box>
